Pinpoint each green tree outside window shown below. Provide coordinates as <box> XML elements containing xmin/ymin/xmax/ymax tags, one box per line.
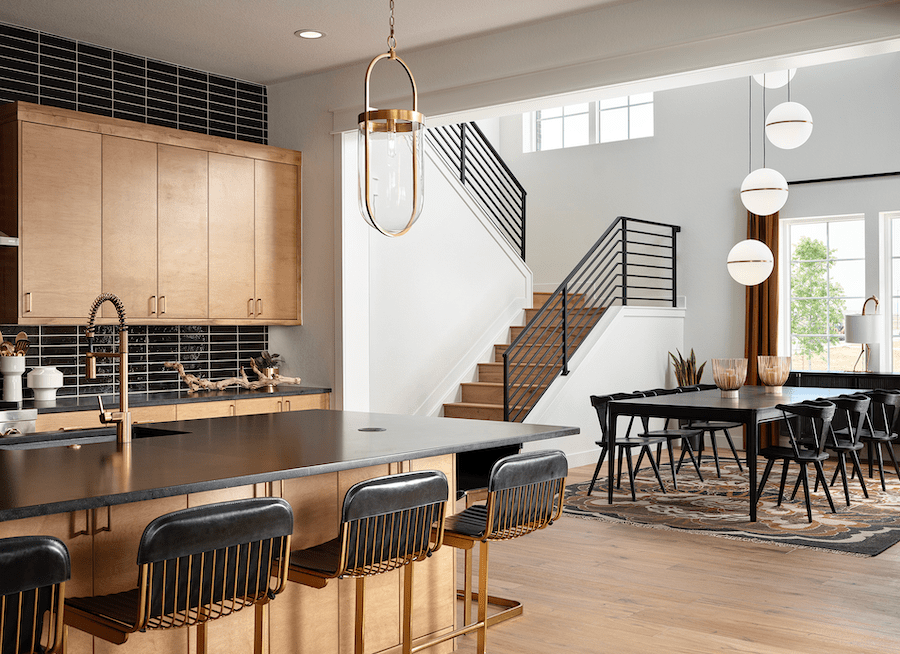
<box><xmin>791</xmin><ymin>236</ymin><xmax>847</xmax><ymax>367</ymax></box>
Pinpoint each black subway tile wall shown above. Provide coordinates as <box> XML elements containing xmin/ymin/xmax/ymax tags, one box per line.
<box><xmin>0</xmin><ymin>23</ymin><xmax>273</xmax><ymax>401</ymax></box>
<box><xmin>0</xmin><ymin>325</ymin><xmax>269</xmax><ymax>400</ymax></box>
<box><xmin>0</xmin><ymin>21</ymin><xmax>268</xmax><ymax>144</ymax></box>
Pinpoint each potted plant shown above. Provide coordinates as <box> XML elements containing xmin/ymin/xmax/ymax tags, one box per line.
<box><xmin>669</xmin><ymin>348</ymin><xmax>706</xmax><ymax>386</ymax></box>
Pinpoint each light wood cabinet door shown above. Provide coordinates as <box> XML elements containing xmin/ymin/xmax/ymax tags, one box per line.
<box><xmin>254</xmin><ymin>160</ymin><xmax>299</xmax><ymax>322</ymax></box>
<box><xmin>209</xmin><ymin>152</ymin><xmax>255</xmax><ymax>319</ymax></box>
<box><xmin>20</xmin><ymin>122</ymin><xmax>101</xmax><ymax>318</ymax></box>
<box><xmin>157</xmin><ymin>145</ymin><xmax>208</xmax><ymax>319</ymax></box>
<box><xmin>102</xmin><ymin>135</ymin><xmax>159</xmax><ymax>320</ymax></box>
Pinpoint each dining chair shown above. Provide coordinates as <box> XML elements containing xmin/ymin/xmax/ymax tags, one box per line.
<box><xmin>636</xmin><ymin>388</ymin><xmax>705</xmax><ymax>488</ymax></box>
<box><xmin>675</xmin><ymin>384</ymin><xmax>744</xmax><ymax>477</ymax></box>
<box><xmin>817</xmin><ymin>393</ymin><xmax>870</xmax><ymax>504</ymax></box>
<box><xmin>858</xmin><ymin>390</ymin><xmax>900</xmax><ymax>491</ymax></box>
<box><xmin>286</xmin><ymin>470</ymin><xmax>448</xmax><ymax>654</ymax></box>
<box><xmin>758</xmin><ymin>400</ymin><xmax>837</xmax><ymax>522</ymax></box>
<box><xmin>438</xmin><ymin>450</ymin><xmax>567</xmax><ymax>654</ymax></box>
<box><xmin>1</xmin><ymin>535</ymin><xmax>70</xmax><ymax>654</ymax></box>
<box><xmin>65</xmin><ymin>498</ymin><xmax>293</xmax><ymax>654</ymax></box>
<box><xmin>588</xmin><ymin>393</ymin><xmax>668</xmax><ymax>500</ymax></box>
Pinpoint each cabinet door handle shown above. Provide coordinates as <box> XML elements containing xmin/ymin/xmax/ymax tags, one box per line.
<box><xmin>248</xmin><ymin>299</ymin><xmax>254</xmax><ymax>317</ymax></box>
<box><xmin>230</xmin><ymin>403</ymin><xmax>236</xmax><ymax>416</ymax></box>
<box><xmin>70</xmin><ymin>510</ymin><xmax>90</xmax><ymax>538</ymax></box>
<box><xmin>24</xmin><ymin>292</ymin><xmax>32</xmax><ymax>313</ymax></box>
<box><xmin>285</xmin><ymin>400</ymin><xmax>291</xmax><ymax>412</ymax></box>
<box><xmin>159</xmin><ymin>295</ymin><xmax>167</xmax><ymax>314</ymax></box>
<box><xmin>277</xmin><ymin>400</ymin><xmax>283</xmax><ymax>412</ymax></box>
<box><xmin>150</xmin><ymin>296</ymin><xmax>157</xmax><ymax>315</ymax></box>
<box><xmin>257</xmin><ymin>299</ymin><xmax>263</xmax><ymax>316</ymax></box>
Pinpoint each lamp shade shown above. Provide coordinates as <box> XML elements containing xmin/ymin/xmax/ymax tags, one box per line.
<box><xmin>844</xmin><ymin>313</ymin><xmax>879</xmax><ymax>344</ymax></box>
<box><xmin>740</xmin><ymin>168</ymin><xmax>788</xmax><ymax>216</ymax></box>
<box><xmin>765</xmin><ymin>101</ymin><xmax>813</xmax><ymax>149</ymax></box>
<box><xmin>752</xmin><ymin>69</ymin><xmax>796</xmax><ymax>89</ymax></box>
<box><xmin>727</xmin><ymin>239</ymin><xmax>774</xmax><ymax>286</ymax></box>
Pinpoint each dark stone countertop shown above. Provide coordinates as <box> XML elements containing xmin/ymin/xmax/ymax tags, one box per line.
<box><xmin>13</xmin><ymin>385</ymin><xmax>332</xmax><ymax>415</ymax></box>
<box><xmin>0</xmin><ymin>409</ymin><xmax>578</xmax><ymax>522</ymax></box>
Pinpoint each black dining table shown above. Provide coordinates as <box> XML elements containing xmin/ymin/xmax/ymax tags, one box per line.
<box><xmin>607</xmin><ymin>386</ymin><xmax>851</xmax><ymax>521</ymax></box>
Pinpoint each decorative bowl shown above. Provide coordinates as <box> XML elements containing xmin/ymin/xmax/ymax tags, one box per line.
<box><xmin>711</xmin><ymin>358</ymin><xmax>748</xmax><ymax>397</ymax></box>
<box><xmin>757</xmin><ymin>356</ymin><xmax>791</xmax><ymax>392</ymax></box>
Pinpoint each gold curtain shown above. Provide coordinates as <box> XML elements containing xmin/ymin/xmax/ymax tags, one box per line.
<box><xmin>744</xmin><ymin>211</ymin><xmax>779</xmax><ymax>447</ymax></box>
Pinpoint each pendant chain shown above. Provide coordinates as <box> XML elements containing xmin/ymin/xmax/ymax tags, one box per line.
<box><xmin>388</xmin><ymin>0</ymin><xmax>397</xmax><ymax>52</ymax></box>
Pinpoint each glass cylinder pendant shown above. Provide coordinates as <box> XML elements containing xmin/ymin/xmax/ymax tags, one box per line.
<box><xmin>358</xmin><ymin>52</ymin><xmax>425</xmax><ymax>237</ymax></box>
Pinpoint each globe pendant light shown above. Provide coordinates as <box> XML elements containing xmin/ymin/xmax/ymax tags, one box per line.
<box><xmin>765</xmin><ymin>101</ymin><xmax>813</xmax><ymax>149</ymax></box>
<box><xmin>740</xmin><ymin>167</ymin><xmax>788</xmax><ymax>216</ymax></box>
<box><xmin>727</xmin><ymin>239</ymin><xmax>774</xmax><ymax>286</ymax></box>
<box><xmin>752</xmin><ymin>69</ymin><xmax>796</xmax><ymax>89</ymax></box>
<box><xmin>358</xmin><ymin>0</ymin><xmax>425</xmax><ymax>237</ymax></box>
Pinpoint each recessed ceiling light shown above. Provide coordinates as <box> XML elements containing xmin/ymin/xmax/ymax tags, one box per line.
<box><xmin>294</xmin><ymin>29</ymin><xmax>325</xmax><ymax>39</ymax></box>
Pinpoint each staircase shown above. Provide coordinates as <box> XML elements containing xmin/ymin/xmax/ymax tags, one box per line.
<box><xmin>443</xmin><ymin>292</ymin><xmax>603</xmax><ymax>421</ymax></box>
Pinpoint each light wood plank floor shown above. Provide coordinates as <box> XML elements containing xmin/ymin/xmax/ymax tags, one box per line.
<box><xmin>453</xmin><ymin>463</ymin><xmax>900</xmax><ymax>653</ymax></box>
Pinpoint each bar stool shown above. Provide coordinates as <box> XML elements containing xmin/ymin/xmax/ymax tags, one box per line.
<box><xmin>1</xmin><ymin>535</ymin><xmax>70</xmax><ymax>654</ymax></box>
<box><xmin>438</xmin><ymin>450</ymin><xmax>567</xmax><ymax>654</ymax></box>
<box><xmin>64</xmin><ymin>498</ymin><xmax>293</xmax><ymax>654</ymax></box>
<box><xmin>286</xmin><ymin>470</ymin><xmax>449</xmax><ymax>654</ymax></box>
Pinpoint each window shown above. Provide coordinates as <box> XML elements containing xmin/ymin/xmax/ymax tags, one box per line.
<box><xmin>890</xmin><ymin>214</ymin><xmax>900</xmax><ymax>370</ymax></box>
<box><xmin>783</xmin><ymin>216</ymin><xmax>865</xmax><ymax>371</ymax></box>
<box><xmin>599</xmin><ymin>93</ymin><xmax>654</xmax><ymax>143</ymax></box>
<box><xmin>522</xmin><ymin>93</ymin><xmax>654</xmax><ymax>152</ymax></box>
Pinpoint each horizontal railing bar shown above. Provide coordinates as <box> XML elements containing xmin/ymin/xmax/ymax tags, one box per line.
<box><xmin>626</xmin><ymin>227</ymin><xmax>675</xmax><ymax>239</ymax></box>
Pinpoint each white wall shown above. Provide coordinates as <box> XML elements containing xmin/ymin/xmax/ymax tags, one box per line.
<box><xmin>366</xmin><ymin>146</ymin><xmax>531</xmax><ymax>415</ymax></box>
<box><xmin>524</xmin><ymin>306</ymin><xmax>685</xmax><ymax>466</ymax></box>
<box><xmin>266</xmin><ymin>1</ymin><xmax>900</xmax><ymax>404</ymax></box>
<box><xmin>497</xmin><ymin>51</ymin><xmax>900</xmax><ymax>371</ymax></box>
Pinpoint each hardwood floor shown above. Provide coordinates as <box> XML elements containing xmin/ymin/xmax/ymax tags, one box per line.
<box><xmin>452</xmin><ymin>463</ymin><xmax>900</xmax><ymax>653</ymax></box>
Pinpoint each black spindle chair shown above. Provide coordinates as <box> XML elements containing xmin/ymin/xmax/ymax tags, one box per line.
<box><xmin>818</xmin><ymin>393</ymin><xmax>870</xmax><ymax>504</ymax></box>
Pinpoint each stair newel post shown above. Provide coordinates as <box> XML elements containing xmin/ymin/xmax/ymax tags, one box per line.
<box><xmin>561</xmin><ymin>286</ymin><xmax>570</xmax><ymax>376</ymax></box>
<box><xmin>621</xmin><ymin>217</ymin><xmax>629</xmax><ymax>306</ymax></box>
<box><xmin>502</xmin><ymin>350</ymin><xmax>510</xmax><ymax>421</ymax></box>
<box><xmin>460</xmin><ymin>123</ymin><xmax>467</xmax><ymax>184</ymax></box>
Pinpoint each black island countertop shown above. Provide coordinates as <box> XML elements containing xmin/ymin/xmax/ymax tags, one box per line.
<box><xmin>0</xmin><ymin>409</ymin><xmax>578</xmax><ymax>522</ymax></box>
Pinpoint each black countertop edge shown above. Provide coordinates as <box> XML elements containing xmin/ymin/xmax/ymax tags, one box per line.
<box><xmin>13</xmin><ymin>385</ymin><xmax>331</xmax><ymax>415</ymax></box>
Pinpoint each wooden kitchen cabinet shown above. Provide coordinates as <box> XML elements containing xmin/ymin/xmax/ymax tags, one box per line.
<box><xmin>0</xmin><ymin>101</ymin><xmax>301</xmax><ymax>325</ymax></box>
<box><xmin>19</xmin><ymin>122</ymin><xmax>102</xmax><ymax>319</ymax></box>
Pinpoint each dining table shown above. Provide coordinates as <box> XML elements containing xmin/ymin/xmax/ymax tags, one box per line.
<box><xmin>606</xmin><ymin>385</ymin><xmax>851</xmax><ymax>521</ymax></box>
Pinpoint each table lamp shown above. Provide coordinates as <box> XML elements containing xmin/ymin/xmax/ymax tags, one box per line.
<box><xmin>844</xmin><ymin>295</ymin><xmax>879</xmax><ymax>372</ymax></box>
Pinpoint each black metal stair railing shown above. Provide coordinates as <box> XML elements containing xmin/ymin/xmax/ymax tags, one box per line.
<box><xmin>503</xmin><ymin>216</ymin><xmax>681</xmax><ymax>422</ymax></box>
<box><xmin>428</xmin><ymin>122</ymin><xmax>527</xmax><ymax>260</ymax></box>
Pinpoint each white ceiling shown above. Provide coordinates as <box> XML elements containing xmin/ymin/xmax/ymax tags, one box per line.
<box><xmin>0</xmin><ymin>0</ymin><xmax>627</xmax><ymax>84</ymax></box>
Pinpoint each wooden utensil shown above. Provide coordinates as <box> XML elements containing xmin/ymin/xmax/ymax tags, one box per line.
<box><xmin>14</xmin><ymin>331</ymin><xmax>29</xmax><ymax>355</ymax></box>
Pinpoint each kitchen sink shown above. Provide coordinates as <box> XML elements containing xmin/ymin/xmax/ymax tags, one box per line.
<box><xmin>0</xmin><ymin>424</ymin><xmax>188</xmax><ymax>450</ymax></box>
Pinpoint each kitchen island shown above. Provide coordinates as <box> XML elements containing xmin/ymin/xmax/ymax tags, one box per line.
<box><xmin>0</xmin><ymin>409</ymin><xmax>578</xmax><ymax>654</ymax></box>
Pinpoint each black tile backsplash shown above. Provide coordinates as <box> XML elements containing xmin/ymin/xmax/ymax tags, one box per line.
<box><xmin>0</xmin><ymin>21</ymin><xmax>267</xmax><ymax>144</ymax></box>
<box><xmin>0</xmin><ymin>325</ymin><xmax>269</xmax><ymax>400</ymax></box>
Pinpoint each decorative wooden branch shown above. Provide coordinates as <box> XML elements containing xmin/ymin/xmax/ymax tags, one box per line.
<box><xmin>164</xmin><ymin>360</ymin><xmax>302</xmax><ymax>392</ymax></box>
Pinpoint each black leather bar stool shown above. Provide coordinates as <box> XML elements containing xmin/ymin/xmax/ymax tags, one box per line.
<box><xmin>64</xmin><ymin>498</ymin><xmax>293</xmax><ymax>654</ymax></box>
<box><xmin>286</xmin><ymin>470</ymin><xmax>449</xmax><ymax>654</ymax></box>
<box><xmin>1</xmin><ymin>535</ymin><xmax>70</xmax><ymax>654</ymax></box>
<box><xmin>436</xmin><ymin>450</ymin><xmax>567</xmax><ymax>654</ymax></box>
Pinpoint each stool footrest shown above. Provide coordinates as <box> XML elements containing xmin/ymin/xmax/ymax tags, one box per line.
<box><xmin>456</xmin><ymin>590</ymin><xmax>523</xmax><ymax>627</ymax></box>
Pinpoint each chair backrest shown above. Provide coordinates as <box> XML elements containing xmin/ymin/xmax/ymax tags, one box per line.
<box><xmin>483</xmin><ymin>450</ymin><xmax>568</xmax><ymax>541</ymax></box>
<box><xmin>590</xmin><ymin>393</ymin><xmax>641</xmax><ymax>445</ymax></box>
<box><xmin>777</xmin><ymin>400</ymin><xmax>836</xmax><ymax>458</ymax></box>
<box><xmin>135</xmin><ymin>497</ymin><xmax>293</xmax><ymax>632</ymax></box>
<box><xmin>829</xmin><ymin>394</ymin><xmax>871</xmax><ymax>445</ymax></box>
<box><xmin>0</xmin><ymin>535</ymin><xmax>70</xmax><ymax>654</ymax></box>
<box><xmin>865</xmin><ymin>390</ymin><xmax>900</xmax><ymax>436</ymax></box>
<box><xmin>339</xmin><ymin>470</ymin><xmax>448</xmax><ymax>578</ymax></box>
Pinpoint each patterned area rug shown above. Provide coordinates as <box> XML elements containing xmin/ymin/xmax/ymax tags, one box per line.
<box><xmin>564</xmin><ymin>459</ymin><xmax>900</xmax><ymax>556</ymax></box>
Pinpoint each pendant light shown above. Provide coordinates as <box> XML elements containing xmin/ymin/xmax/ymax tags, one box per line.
<box><xmin>740</xmin><ymin>77</ymin><xmax>788</xmax><ymax>216</ymax></box>
<box><xmin>765</xmin><ymin>75</ymin><xmax>813</xmax><ymax>150</ymax></box>
<box><xmin>727</xmin><ymin>239</ymin><xmax>774</xmax><ymax>286</ymax></box>
<box><xmin>358</xmin><ymin>0</ymin><xmax>425</xmax><ymax>237</ymax></box>
<box><xmin>752</xmin><ymin>69</ymin><xmax>796</xmax><ymax>89</ymax></box>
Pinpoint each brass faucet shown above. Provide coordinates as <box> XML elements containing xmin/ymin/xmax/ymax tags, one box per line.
<box><xmin>85</xmin><ymin>294</ymin><xmax>131</xmax><ymax>444</ymax></box>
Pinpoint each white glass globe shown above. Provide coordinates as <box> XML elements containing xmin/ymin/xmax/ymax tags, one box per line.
<box><xmin>740</xmin><ymin>168</ymin><xmax>788</xmax><ymax>216</ymax></box>
<box><xmin>765</xmin><ymin>101</ymin><xmax>813</xmax><ymax>149</ymax></box>
<box><xmin>752</xmin><ymin>69</ymin><xmax>796</xmax><ymax>89</ymax></box>
<box><xmin>727</xmin><ymin>239</ymin><xmax>774</xmax><ymax>286</ymax></box>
